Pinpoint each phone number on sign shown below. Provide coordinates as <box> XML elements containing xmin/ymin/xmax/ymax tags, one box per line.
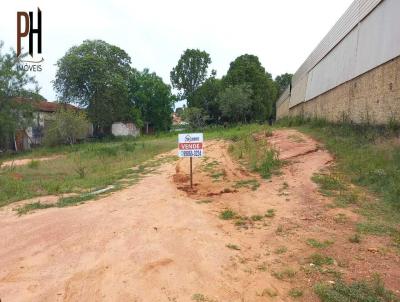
<box><xmin>179</xmin><ymin>150</ymin><xmax>203</xmax><ymax>157</ymax></box>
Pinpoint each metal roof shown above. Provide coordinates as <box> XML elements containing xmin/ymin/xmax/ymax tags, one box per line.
<box><xmin>291</xmin><ymin>0</ymin><xmax>383</xmax><ymax>85</ymax></box>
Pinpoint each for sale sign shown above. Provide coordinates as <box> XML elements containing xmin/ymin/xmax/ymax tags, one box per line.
<box><xmin>178</xmin><ymin>133</ymin><xmax>204</xmax><ymax>157</ymax></box>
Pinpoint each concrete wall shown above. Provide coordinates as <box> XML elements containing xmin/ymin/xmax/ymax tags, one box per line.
<box><xmin>289</xmin><ymin>55</ymin><xmax>400</xmax><ymax>124</ymax></box>
<box><xmin>111</xmin><ymin>123</ymin><xmax>140</xmax><ymax>137</ymax></box>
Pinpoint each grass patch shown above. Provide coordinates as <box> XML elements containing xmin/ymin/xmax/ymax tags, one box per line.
<box><xmin>219</xmin><ymin>209</ymin><xmax>237</xmax><ymax>220</ymax></box>
<box><xmin>251</xmin><ymin>214</ymin><xmax>263</xmax><ymax>221</ymax></box>
<box><xmin>308</xmin><ymin>253</ymin><xmax>334</xmax><ymax>266</ymax></box>
<box><xmin>28</xmin><ymin>159</ymin><xmax>40</xmax><ymax>169</ymax></box>
<box><xmin>272</xmin><ymin>267</ymin><xmax>296</xmax><ymax>280</ymax></box>
<box><xmin>233</xmin><ymin>179</ymin><xmax>260</xmax><ymax>191</ymax></box>
<box><xmin>196</xmin><ymin>199</ymin><xmax>213</xmax><ymax>204</ymax></box>
<box><xmin>349</xmin><ymin>233</ymin><xmax>361</xmax><ymax>243</ymax></box>
<box><xmin>265</xmin><ymin>209</ymin><xmax>276</xmax><ymax>218</ymax></box>
<box><xmin>314</xmin><ymin>274</ymin><xmax>399</xmax><ymax>302</ymax></box>
<box><xmin>274</xmin><ymin>246</ymin><xmax>288</xmax><ymax>254</ymax></box>
<box><xmin>306</xmin><ymin>238</ymin><xmax>334</xmax><ymax>249</ymax></box>
<box><xmin>288</xmin><ymin>288</ymin><xmax>303</xmax><ymax>298</ymax></box>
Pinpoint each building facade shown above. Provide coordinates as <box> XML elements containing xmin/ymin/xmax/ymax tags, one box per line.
<box><xmin>276</xmin><ymin>0</ymin><xmax>400</xmax><ymax>124</ymax></box>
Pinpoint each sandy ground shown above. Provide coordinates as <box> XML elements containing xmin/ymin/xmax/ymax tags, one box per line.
<box><xmin>0</xmin><ymin>129</ymin><xmax>399</xmax><ymax>302</ymax></box>
<box><xmin>1</xmin><ymin>155</ymin><xmax>62</xmax><ymax>168</ymax></box>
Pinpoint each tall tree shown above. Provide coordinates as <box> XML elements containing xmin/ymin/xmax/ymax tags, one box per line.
<box><xmin>0</xmin><ymin>41</ymin><xmax>37</xmax><ymax>149</ymax></box>
<box><xmin>54</xmin><ymin>40</ymin><xmax>132</xmax><ymax>133</ymax></box>
<box><xmin>129</xmin><ymin>69</ymin><xmax>175</xmax><ymax>131</ymax></box>
<box><xmin>275</xmin><ymin>73</ymin><xmax>293</xmax><ymax>94</ymax></box>
<box><xmin>170</xmin><ymin>49</ymin><xmax>212</xmax><ymax>100</ymax></box>
<box><xmin>218</xmin><ymin>84</ymin><xmax>253</xmax><ymax>123</ymax></box>
<box><xmin>188</xmin><ymin>77</ymin><xmax>222</xmax><ymax>123</ymax></box>
<box><xmin>223</xmin><ymin>54</ymin><xmax>277</xmax><ymax>121</ymax></box>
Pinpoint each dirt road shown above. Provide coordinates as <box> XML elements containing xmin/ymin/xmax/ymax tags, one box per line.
<box><xmin>0</xmin><ymin>130</ymin><xmax>399</xmax><ymax>301</ymax></box>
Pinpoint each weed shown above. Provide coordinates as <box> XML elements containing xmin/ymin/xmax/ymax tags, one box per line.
<box><xmin>191</xmin><ymin>293</ymin><xmax>216</xmax><ymax>302</ymax></box>
<box><xmin>75</xmin><ymin>165</ymin><xmax>86</xmax><ymax>179</ymax></box>
<box><xmin>28</xmin><ymin>160</ymin><xmax>40</xmax><ymax>169</ymax></box>
<box><xmin>314</xmin><ymin>274</ymin><xmax>399</xmax><ymax>302</ymax></box>
<box><xmin>219</xmin><ymin>209</ymin><xmax>237</xmax><ymax>220</ymax></box>
<box><xmin>251</xmin><ymin>215</ymin><xmax>263</xmax><ymax>221</ymax></box>
<box><xmin>257</xmin><ymin>263</ymin><xmax>268</xmax><ymax>271</ymax></box>
<box><xmin>306</xmin><ymin>238</ymin><xmax>334</xmax><ymax>249</ymax></box>
<box><xmin>308</xmin><ymin>253</ymin><xmax>334</xmax><ymax>266</ymax></box>
<box><xmin>274</xmin><ymin>246</ymin><xmax>288</xmax><ymax>254</ymax></box>
<box><xmin>196</xmin><ymin>199</ymin><xmax>212</xmax><ymax>204</ymax></box>
<box><xmin>233</xmin><ymin>179</ymin><xmax>260</xmax><ymax>191</ymax></box>
<box><xmin>349</xmin><ymin>234</ymin><xmax>361</xmax><ymax>243</ymax></box>
<box><xmin>226</xmin><ymin>244</ymin><xmax>240</xmax><ymax>250</ymax></box>
<box><xmin>288</xmin><ymin>288</ymin><xmax>303</xmax><ymax>298</ymax></box>
<box><xmin>265</xmin><ymin>209</ymin><xmax>276</xmax><ymax>218</ymax></box>
<box><xmin>16</xmin><ymin>202</ymin><xmax>53</xmax><ymax>215</ymax></box>
<box><xmin>272</xmin><ymin>267</ymin><xmax>296</xmax><ymax>280</ymax></box>
<box><xmin>312</xmin><ymin>174</ymin><xmax>345</xmax><ymax>192</ymax></box>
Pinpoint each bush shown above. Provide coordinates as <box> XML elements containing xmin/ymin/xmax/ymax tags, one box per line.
<box><xmin>44</xmin><ymin>108</ymin><xmax>90</xmax><ymax>146</ymax></box>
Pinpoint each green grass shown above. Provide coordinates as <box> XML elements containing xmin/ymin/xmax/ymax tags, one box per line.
<box><xmin>308</xmin><ymin>253</ymin><xmax>334</xmax><ymax>266</ymax></box>
<box><xmin>288</xmin><ymin>288</ymin><xmax>303</xmax><ymax>298</ymax></box>
<box><xmin>0</xmin><ymin>136</ymin><xmax>177</xmax><ymax>207</ymax></box>
<box><xmin>306</xmin><ymin>239</ymin><xmax>334</xmax><ymax>249</ymax></box>
<box><xmin>272</xmin><ymin>267</ymin><xmax>296</xmax><ymax>280</ymax></box>
<box><xmin>233</xmin><ymin>179</ymin><xmax>260</xmax><ymax>191</ymax></box>
<box><xmin>274</xmin><ymin>246</ymin><xmax>288</xmax><ymax>254</ymax></box>
<box><xmin>219</xmin><ymin>209</ymin><xmax>237</xmax><ymax>220</ymax></box>
<box><xmin>251</xmin><ymin>214</ymin><xmax>263</xmax><ymax>221</ymax></box>
<box><xmin>196</xmin><ymin>199</ymin><xmax>213</xmax><ymax>204</ymax></box>
<box><xmin>314</xmin><ymin>274</ymin><xmax>400</xmax><ymax>302</ymax></box>
<box><xmin>265</xmin><ymin>209</ymin><xmax>276</xmax><ymax>218</ymax></box>
<box><xmin>227</xmin><ymin>128</ymin><xmax>283</xmax><ymax>179</ymax></box>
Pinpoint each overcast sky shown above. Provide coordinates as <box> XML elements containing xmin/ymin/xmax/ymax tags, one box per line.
<box><xmin>1</xmin><ymin>0</ymin><xmax>353</xmax><ymax>104</ymax></box>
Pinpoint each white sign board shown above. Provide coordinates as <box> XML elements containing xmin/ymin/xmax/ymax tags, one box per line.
<box><xmin>178</xmin><ymin>133</ymin><xmax>204</xmax><ymax>158</ymax></box>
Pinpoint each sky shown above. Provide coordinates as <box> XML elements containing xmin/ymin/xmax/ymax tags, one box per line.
<box><xmin>0</xmin><ymin>0</ymin><xmax>353</xmax><ymax>106</ymax></box>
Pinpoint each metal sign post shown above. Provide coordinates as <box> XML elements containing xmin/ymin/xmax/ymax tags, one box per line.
<box><xmin>178</xmin><ymin>133</ymin><xmax>204</xmax><ymax>189</ymax></box>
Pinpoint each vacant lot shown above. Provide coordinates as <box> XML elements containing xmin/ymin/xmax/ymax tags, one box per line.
<box><xmin>0</xmin><ymin>125</ymin><xmax>399</xmax><ymax>302</ymax></box>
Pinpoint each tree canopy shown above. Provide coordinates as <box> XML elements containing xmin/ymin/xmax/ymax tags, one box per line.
<box><xmin>54</xmin><ymin>40</ymin><xmax>132</xmax><ymax>132</ymax></box>
<box><xmin>0</xmin><ymin>41</ymin><xmax>37</xmax><ymax>149</ymax></box>
<box><xmin>218</xmin><ymin>84</ymin><xmax>253</xmax><ymax>123</ymax></box>
<box><xmin>129</xmin><ymin>69</ymin><xmax>175</xmax><ymax>131</ymax></box>
<box><xmin>275</xmin><ymin>73</ymin><xmax>293</xmax><ymax>94</ymax></box>
<box><xmin>222</xmin><ymin>54</ymin><xmax>277</xmax><ymax>122</ymax></box>
<box><xmin>170</xmin><ymin>49</ymin><xmax>212</xmax><ymax>100</ymax></box>
<box><xmin>188</xmin><ymin>77</ymin><xmax>222</xmax><ymax>123</ymax></box>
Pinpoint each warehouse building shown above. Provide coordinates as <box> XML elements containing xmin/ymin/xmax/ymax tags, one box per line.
<box><xmin>276</xmin><ymin>0</ymin><xmax>400</xmax><ymax>124</ymax></box>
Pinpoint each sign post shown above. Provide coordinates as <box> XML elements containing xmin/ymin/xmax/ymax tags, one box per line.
<box><xmin>178</xmin><ymin>133</ymin><xmax>204</xmax><ymax>188</ymax></box>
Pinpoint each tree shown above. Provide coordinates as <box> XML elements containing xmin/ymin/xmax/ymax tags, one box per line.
<box><xmin>44</xmin><ymin>108</ymin><xmax>90</xmax><ymax>146</ymax></box>
<box><xmin>182</xmin><ymin>107</ymin><xmax>207</xmax><ymax>129</ymax></box>
<box><xmin>275</xmin><ymin>73</ymin><xmax>293</xmax><ymax>94</ymax></box>
<box><xmin>54</xmin><ymin>40</ymin><xmax>132</xmax><ymax>133</ymax></box>
<box><xmin>0</xmin><ymin>41</ymin><xmax>37</xmax><ymax>150</ymax></box>
<box><xmin>129</xmin><ymin>69</ymin><xmax>175</xmax><ymax>131</ymax></box>
<box><xmin>170</xmin><ymin>49</ymin><xmax>212</xmax><ymax>100</ymax></box>
<box><xmin>223</xmin><ymin>54</ymin><xmax>277</xmax><ymax>121</ymax></box>
<box><xmin>188</xmin><ymin>77</ymin><xmax>222</xmax><ymax>123</ymax></box>
<box><xmin>218</xmin><ymin>84</ymin><xmax>253</xmax><ymax>123</ymax></box>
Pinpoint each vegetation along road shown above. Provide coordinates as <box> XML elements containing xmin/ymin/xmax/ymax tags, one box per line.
<box><xmin>1</xmin><ymin>124</ymin><xmax>399</xmax><ymax>302</ymax></box>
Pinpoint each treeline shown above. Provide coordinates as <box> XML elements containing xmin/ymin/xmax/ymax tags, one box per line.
<box><xmin>170</xmin><ymin>49</ymin><xmax>292</xmax><ymax>128</ymax></box>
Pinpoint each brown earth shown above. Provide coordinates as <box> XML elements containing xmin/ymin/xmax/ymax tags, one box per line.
<box><xmin>1</xmin><ymin>155</ymin><xmax>63</xmax><ymax>168</ymax></box>
<box><xmin>0</xmin><ymin>129</ymin><xmax>399</xmax><ymax>302</ymax></box>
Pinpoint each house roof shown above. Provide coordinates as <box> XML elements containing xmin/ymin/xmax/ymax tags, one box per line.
<box><xmin>14</xmin><ymin>97</ymin><xmax>81</xmax><ymax>112</ymax></box>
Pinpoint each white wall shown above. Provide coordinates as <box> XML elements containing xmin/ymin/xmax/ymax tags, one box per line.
<box><xmin>111</xmin><ymin>123</ymin><xmax>140</xmax><ymax>137</ymax></box>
